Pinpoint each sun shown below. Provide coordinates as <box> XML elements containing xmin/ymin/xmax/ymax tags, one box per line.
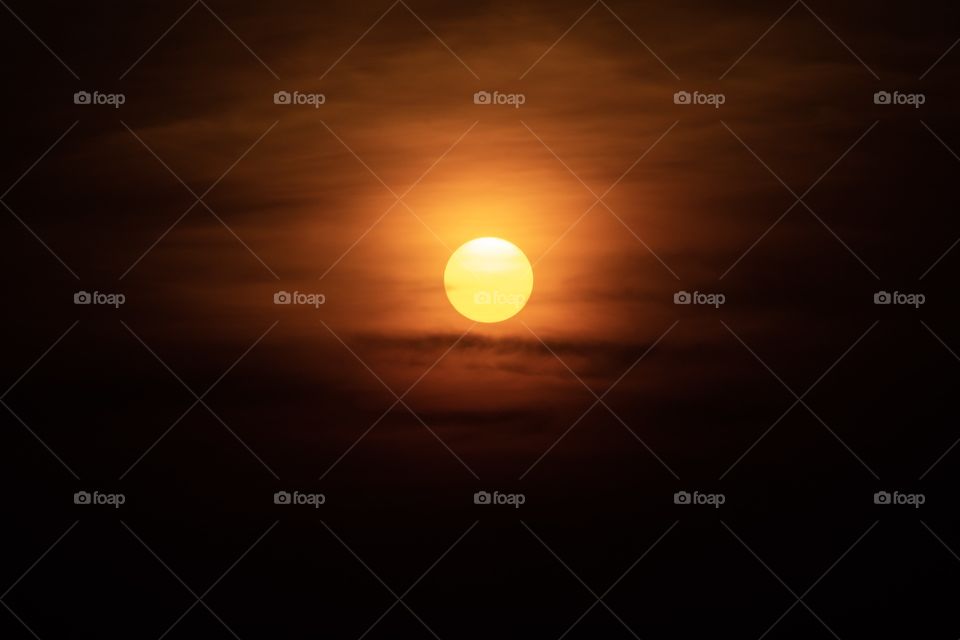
<box><xmin>444</xmin><ymin>237</ymin><xmax>534</xmax><ymax>323</ymax></box>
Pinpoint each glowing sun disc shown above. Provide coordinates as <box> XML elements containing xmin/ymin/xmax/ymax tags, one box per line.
<box><xmin>444</xmin><ymin>237</ymin><xmax>534</xmax><ymax>323</ymax></box>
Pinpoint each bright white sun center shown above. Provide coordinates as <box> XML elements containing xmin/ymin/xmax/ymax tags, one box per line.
<box><xmin>443</xmin><ymin>237</ymin><xmax>534</xmax><ymax>323</ymax></box>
